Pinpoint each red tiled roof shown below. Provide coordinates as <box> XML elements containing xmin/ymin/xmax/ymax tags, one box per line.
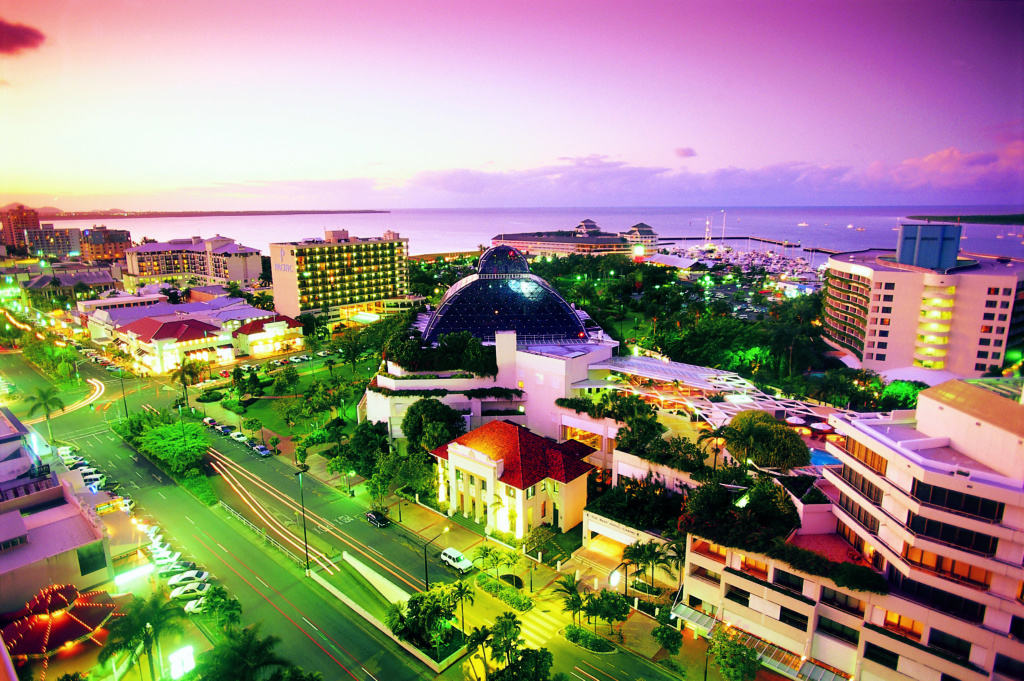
<box><xmin>117</xmin><ymin>317</ymin><xmax>219</xmax><ymax>344</ymax></box>
<box><xmin>232</xmin><ymin>314</ymin><xmax>301</xmax><ymax>338</ymax></box>
<box><xmin>430</xmin><ymin>420</ymin><xmax>594</xmax><ymax>489</ymax></box>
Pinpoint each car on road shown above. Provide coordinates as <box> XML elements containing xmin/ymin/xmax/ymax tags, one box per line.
<box><xmin>365</xmin><ymin>510</ymin><xmax>391</xmax><ymax>528</ymax></box>
<box><xmin>287</xmin><ymin>356</ymin><xmax>303</xmax><ymax>364</ymax></box>
<box><xmin>151</xmin><ymin>540</ymin><xmax>172</xmax><ymax>554</ymax></box>
<box><xmin>202</xmin><ymin>417</ymin><xmax>218</xmax><ymax>427</ymax></box>
<box><xmin>229</xmin><ymin>431</ymin><xmax>248</xmax><ymax>443</ymax></box>
<box><xmin>82</xmin><ymin>475</ymin><xmax>106</xmax><ymax>489</ymax></box>
<box><xmin>170</xmin><ymin>582</ymin><xmax>210</xmax><ymax>601</ymax></box>
<box><xmin>183</xmin><ymin>597</ymin><xmax>206</xmax><ymax>614</ymax></box>
<box><xmin>242</xmin><ymin>364</ymin><xmax>260</xmax><ymax>373</ymax></box>
<box><xmin>167</xmin><ymin>570</ymin><xmax>210</xmax><ymax>587</ymax></box>
<box><xmin>61</xmin><ymin>454</ymin><xmax>86</xmax><ymax>467</ymax></box>
<box><xmin>215</xmin><ymin>425</ymin><xmax>233</xmax><ymax>436</ymax></box>
<box><xmin>315</xmin><ymin>350</ymin><xmax>330</xmax><ymax>357</ymax></box>
<box><xmin>440</xmin><ymin>548</ymin><xmax>474</xmax><ymax>574</ymax></box>
<box><xmin>156</xmin><ymin>561</ymin><xmax>196</xmax><ymax>577</ymax></box>
<box><xmin>253</xmin><ymin>446</ymin><xmax>271</xmax><ymax>458</ymax></box>
<box><xmin>121</xmin><ymin>497</ymin><xmax>136</xmax><ymax>514</ymax></box>
<box><xmin>269</xmin><ymin>359</ymin><xmax>287</xmax><ymax>367</ymax></box>
<box><xmin>105</xmin><ymin>365</ymin><xmax>126</xmax><ymax>373</ymax></box>
<box><xmin>153</xmin><ymin>551</ymin><xmax>182</xmax><ymax>566</ymax></box>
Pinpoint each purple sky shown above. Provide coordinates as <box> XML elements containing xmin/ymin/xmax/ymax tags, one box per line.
<box><xmin>1</xmin><ymin>0</ymin><xmax>1022</xmax><ymax>209</ymax></box>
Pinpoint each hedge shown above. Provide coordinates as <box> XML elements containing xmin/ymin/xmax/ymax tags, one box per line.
<box><xmin>196</xmin><ymin>390</ymin><xmax>224</xmax><ymax>403</ymax></box>
<box><xmin>476</xmin><ymin>573</ymin><xmax>533</xmax><ymax>612</ymax></box>
<box><xmin>765</xmin><ymin>541</ymin><xmax>888</xmax><ymax>593</ymax></box>
<box><xmin>564</xmin><ymin>624</ymin><xmax>614</xmax><ymax>652</ymax></box>
<box><xmin>367</xmin><ymin>384</ymin><xmax>523</xmax><ymax>400</ymax></box>
<box><xmin>221</xmin><ymin>399</ymin><xmax>247</xmax><ymax>415</ymax></box>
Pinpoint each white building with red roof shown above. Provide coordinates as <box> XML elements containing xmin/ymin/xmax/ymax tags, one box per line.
<box><xmin>430</xmin><ymin>419</ymin><xmax>595</xmax><ymax>538</ymax></box>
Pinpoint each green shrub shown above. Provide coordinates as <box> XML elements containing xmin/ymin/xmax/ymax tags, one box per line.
<box><xmin>180</xmin><ymin>469</ymin><xmax>218</xmax><ymax>506</ymax></box>
<box><xmin>563</xmin><ymin>624</ymin><xmax>613</xmax><ymax>652</ymax></box>
<box><xmin>222</xmin><ymin>399</ymin><xmax>247</xmax><ymax>414</ymax></box>
<box><xmin>196</xmin><ymin>390</ymin><xmax>224</xmax><ymax>403</ymax></box>
<box><xmin>475</xmin><ymin>573</ymin><xmax>533</xmax><ymax>612</ymax></box>
<box><xmin>801</xmin><ymin>487</ymin><xmax>829</xmax><ymax>504</ymax></box>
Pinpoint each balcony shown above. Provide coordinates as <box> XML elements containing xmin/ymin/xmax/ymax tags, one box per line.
<box><xmin>913</xmin><ymin>349</ymin><xmax>947</xmax><ymax>362</ymax></box>
<box><xmin>920</xmin><ymin>298</ymin><xmax>956</xmax><ymax>312</ymax></box>
<box><xmin>691</xmin><ymin>540</ymin><xmax>727</xmax><ymax>564</ymax></box>
<box><xmin>922</xmin><ymin>286</ymin><xmax>956</xmax><ymax>300</ymax></box>
<box><xmin>915</xmin><ymin>334</ymin><xmax>949</xmax><ymax>346</ymax></box>
<box><xmin>919</xmin><ymin>311</ymin><xmax>953</xmax><ymax>324</ymax></box>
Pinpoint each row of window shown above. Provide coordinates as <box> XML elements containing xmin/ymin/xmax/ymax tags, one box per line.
<box><xmin>987</xmin><ymin>287</ymin><xmax>1014</xmax><ymax>296</ymax></box>
<box><xmin>843</xmin><ymin>437</ymin><xmax>888</xmax><ymax>475</ymax></box>
<box><xmin>839</xmin><ymin>493</ymin><xmax>880</xmax><ymax>533</ymax></box>
<box><xmin>839</xmin><ymin>465</ymin><xmax>883</xmax><ymax>504</ymax></box>
<box><xmin>911</xmin><ymin>479</ymin><xmax>1004</xmax><ymax>522</ymax></box>
<box><xmin>902</xmin><ymin>543</ymin><xmax>992</xmax><ymax>588</ymax></box>
<box><xmin>906</xmin><ymin>511</ymin><xmax>999</xmax><ymax>556</ymax></box>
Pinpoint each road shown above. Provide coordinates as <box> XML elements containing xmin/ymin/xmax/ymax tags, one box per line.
<box><xmin>6</xmin><ymin>336</ymin><xmax>686</xmax><ymax>681</ymax></box>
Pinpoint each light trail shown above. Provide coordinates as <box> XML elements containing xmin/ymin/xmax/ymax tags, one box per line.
<box><xmin>188</xmin><ymin>529</ymin><xmax>362</xmax><ymax>681</ymax></box>
<box><xmin>207</xmin><ymin>447</ymin><xmax>425</xmax><ymax>590</ymax></box>
<box><xmin>24</xmin><ymin>378</ymin><xmax>105</xmax><ymax>425</ymax></box>
<box><xmin>212</xmin><ymin>460</ymin><xmax>338</xmax><ymax>574</ymax></box>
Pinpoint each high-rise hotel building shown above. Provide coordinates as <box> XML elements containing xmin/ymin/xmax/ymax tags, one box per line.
<box><xmin>270</xmin><ymin>230</ymin><xmax>409</xmax><ymax>322</ymax></box>
<box><xmin>823</xmin><ymin>224</ymin><xmax>1024</xmax><ymax>380</ymax></box>
<box><xmin>679</xmin><ymin>377</ymin><xmax>1024</xmax><ymax>681</ymax></box>
<box><xmin>0</xmin><ymin>205</ymin><xmax>40</xmax><ymax>250</ymax></box>
<box><xmin>80</xmin><ymin>226</ymin><xmax>132</xmax><ymax>262</ymax></box>
<box><xmin>123</xmin><ymin>235</ymin><xmax>262</xmax><ymax>292</ymax></box>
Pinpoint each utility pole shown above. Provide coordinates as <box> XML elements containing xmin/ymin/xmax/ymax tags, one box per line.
<box><xmin>295</xmin><ymin>464</ymin><xmax>311</xmax><ymax>576</ymax></box>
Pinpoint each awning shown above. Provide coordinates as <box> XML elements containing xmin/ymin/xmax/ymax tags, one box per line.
<box><xmin>670</xmin><ymin>603</ymin><xmax>716</xmax><ymax>634</ymax></box>
<box><xmin>799</xmin><ymin>661</ymin><xmax>848</xmax><ymax>681</ymax></box>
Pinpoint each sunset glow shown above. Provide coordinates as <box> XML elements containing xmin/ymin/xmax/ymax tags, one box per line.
<box><xmin>1</xmin><ymin>0</ymin><xmax>1022</xmax><ymax>209</ymax></box>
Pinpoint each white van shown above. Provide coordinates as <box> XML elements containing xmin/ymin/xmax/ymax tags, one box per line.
<box><xmin>82</xmin><ymin>474</ymin><xmax>106</xmax><ymax>488</ymax></box>
<box><xmin>440</xmin><ymin>548</ymin><xmax>474</xmax><ymax>573</ymax></box>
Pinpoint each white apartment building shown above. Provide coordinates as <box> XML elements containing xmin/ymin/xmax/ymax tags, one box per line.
<box><xmin>823</xmin><ymin>224</ymin><xmax>1024</xmax><ymax>382</ymax></box>
<box><xmin>123</xmin><ymin>235</ymin><xmax>261</xmax><ymax>291</ymax></box>
<box><xmin>679</xmin><ymin>377</ymin><xmax>1024</xmax><ymax>681</ymax></box>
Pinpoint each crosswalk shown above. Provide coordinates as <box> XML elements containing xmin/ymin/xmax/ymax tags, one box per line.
<box><xmin>518</xmin><ymin>603</ymin><xmax>566</xmax><ymax>648</ymax></box>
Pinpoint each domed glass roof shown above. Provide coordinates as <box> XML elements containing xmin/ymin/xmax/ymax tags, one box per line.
<box><xmin>423</xmin><ymin>247</ymin><xmax>587</xmax><ymax>344</ymax></box>
<box><xmin>477</xmin><ymin>245</ymin><xmax>530</xmax><ymax>275</ymax></box>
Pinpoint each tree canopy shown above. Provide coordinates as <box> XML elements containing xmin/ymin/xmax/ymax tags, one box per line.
<box><xmin>401</xmin><ymin>398</ymin><xmax>466</xmax><ymax>453</ymax></box>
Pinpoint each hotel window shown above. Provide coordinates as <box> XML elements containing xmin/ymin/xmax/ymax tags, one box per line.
<box><xmin>740</xmin><ymin>555</ymin><xmax>768</xmax><ymax>578</ymax></box>
<box><xmin>778</xmin><ymin>606</ymin><xmax>808</xmax><ymax>630</ymax></box>
<box><xmin>988</xmin><ymin>287</ymin><xmax>1000</xmax><ymax>295</ymax></box>
<box><xmin>820</xmin><ymin>586</ymin><xmax>864</xmax><ymax>614</ymax></box>
<box><xmin>879</xmin><ymin>319</ymin><xmax>890</xmax><ymax>326</ymax></box>
<box><xmin>977</xmin><ymin>351</ymin><xmax>989</xmax><ymax>359</ymax></box>
<box><xmin>984</xmin><ymin>312</ymin><xmax>995</xmax><ymax>320</ymax></box>
<box><xmin>773</xmin><ymin>569</ymin><xmax>803</xmax><ymax>593</ymax></box>
<box><xmin>928</xmin><ymin>629</ymin><xmax>971</xmax><ymax>661</ymax></box>
<box><xmin>725</xmin><ymin>586</ymin><xmax>749</xmax><ymax>607</ymax></box>
<box><xmin>906</xmin><ymin>512</ymin><xmax>998</xmax><ymax>556</ymax></box>
<box><xmin>985</xmin><ymin>300</ymin><xmax>998</xmax><ymax>308</ymax></box>
<box><xmin>902</xmin><ymin>543</ymin><xmax>992</xmax><ymax>588</ymax></box>
<box><xmin>911</xmin><ymin>480</ymin><xmax>1004</xmax><ymax>521</ymax></box>
<box><xmin>884</xmin><ymin>611</ymin><xmax>924</xmax><ymax>640</ymax></box>
<box><xmin>879</xmin><ymin>330</ymin><xmax>889</xmax><ymax>337</ymax></box>
<box><xmin>979</xmin><ymin>338</ymin><xmax>991</xmax><ymax>345</ymax></box>
<box><xmin>817</xmin><ymin>616</ymin><xmax>859</xmax><ymax>644</ymax></box>
<box><xmin>864</xmin><ymin>643</ymin><xmax>900</xmax><ymax>670</ymax></box>
<box><xmin>875</xmin><ymin>353</ymin><xmax>886</xmax><ymax>361</ymax></box>
<box><xmin>881</xmin><ymin>306</ymin><xmax>892</xmax><ymax>314</ymax></box>
<box><xmin>998</xmin><ymin>314</ymin><xmax>1007</xmax><ymax>321</ymax></box>
<box><xmin>844</xmin><ymin>437</ymin><xmax>888</xmax><ymax>474</ymax></box>
<box><xmin>975</xmin><ymin>363</ymin><xmax>988</xmax><ymax>371</ymax></box>
<box><xmin>1003</xmin><ymin>287</ymin><xmax>1013</xmax><ymax>295</ymax></box>
<box><xmin>526</xmin><ymin>485</ymin><xmax>536</xmax><ymax>499</ymax></box>
<box><xmin>995</xmin><ymin>654</ymin><xmax>1024</xmax><ymax>680</ymax></box>
<box><xmin>883</xmin><ymin>282</ymin><xmax>895</xmax><ymax>290</ymax></box>
<box><xmin>882</xmin><ymin>294</ymin><xmax>893</xmax><ymax>302</ymax></box>
<box><xmin>838</xmin><ymin>493</ymin><xmax>879</xmax><ymax>533</ymax></box>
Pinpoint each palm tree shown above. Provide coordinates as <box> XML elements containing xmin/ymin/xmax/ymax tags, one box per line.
<box><xmin>628</xmin><ymin>541</ymin><xmax>671</xmax><ymax>591</ymax></box>
<box><xmin>582</xmin><ymin>592</ymin><xmax>601</xmax><ymax>633</ymax></box>
<box><xmin>452</xmin><ymin>579</ymin><xmax>475</xmax><ymax>633</ymax></box>
<box><xmin>666</xmin><ymin>538</ymin><xmax>687</xmax><ymax>591</ymax></box>
<box><xmin>98</xmin><ymin>604</ymin><xmax>145</xmax><ymax>681</ymax></box>
<box><xmin>197</xmin><ymin>625</ymin><xmax>290</xmax><ymax>681</ymax></box>
<box><xmin>101</xmin><ymin>591</ymin><xmax>184</xmax><ymax>681</ymax></box>
<box><xmin>473</xmin><ymin>545</ymin><xmax>500</xmax><ymax>579</ymax></box>
<box><xmin>170</xmin><ymin>359</ymin><xmax>203</xmax><ymax>406</ymax></box>
<box><xmin>697</xmin><ymin>425</ymin><xmax>737</xmax><ymax>470</ymax></box>
<box><xmin>466</xmin><ymin>625</ymin><xmax>491</xmax><ymax>681</ymax></box>
<box><xmin>24</xmin><ymin>385</ymin><xmax>65</xmax><ymax>443</ymax></box>
<box><xmin>499</xmin><ymin>549</ymin><xmax>521</xmax><ymax>584</ymax></box>
<box><xmin>488</xmin><ymin>612</ymin><xmax>522</xmax><ymax>667</ymax></box>
<box><xmin>553</xmin><ymin>574</ymin><xmax>583</xmax><ymax>626</ymax></box>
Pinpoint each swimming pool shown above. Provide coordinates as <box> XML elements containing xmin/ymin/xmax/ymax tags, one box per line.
<box><xmin>810</xmin><ymin>448</ymin><xmax>840</xmax><ymax>466</ymax></box>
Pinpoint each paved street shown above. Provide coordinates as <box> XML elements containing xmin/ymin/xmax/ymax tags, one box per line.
<box><xmin>5</xmin><ymin>339</ymin><xmax>697</xmax><ymax>681</ymax></box>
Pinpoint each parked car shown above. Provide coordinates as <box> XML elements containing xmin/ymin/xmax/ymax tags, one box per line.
<box><xmin>153</xmin><ymin>551</ymin><xmax>182</xmax><ymax>566</ymax></box>
<box><xmin>150</xmin><ymin>540</ymin><xmax>172</xmax><ymax>555</ymax></box>
<box><xmin>61</xmin><ymin>455</ymin><xmax>86</xmax><ymax>467</ymax></box>
<box><xmin>219</xmin><ymin>370</ymin><xmax>231</xmax><ymax>378</ymax></box>
<box><xmin>57</xmin><ymin>446</ymin><xmax>76</xmax><ymax>457</ymax></box>
<box><xmin>75</xmin><ymin>466</ymin><xmax>99</xmax><ymax>477</ymax></box>
<box><xmin>183</xmin><ymin>597</ymin><xmax>206</xmax><ymax>614</ymax></box>
<box><xmin>229</xmin><ymin>431</ymin><xmax>248</xmax><ymax>443</ymax></box>
<box><xmin>156</xmin><ymin>561</ymin><xmax>197</xmax><ymax>577</ymax></box>
<box><xmin>68</xmin><ymin>460</ymin><xmax>91</xmax><ymax>470</ymax></box>
<box><xmin>202</xmin><ymin>417</ymin><xmax>218</xmax><ymax>427</ymax></box>
<box><xmin>167</xmin><ymin>570</ymin><xmax>210</xmax><ymax>587</ymax></box>
<box><xmin>315</xmin><ymin>350</ymin><xmax>330</xmax><ymax>357</ymax></box>
<box><xmin>82</xmin><ymin>474</ymin><xmax>106</xmax><ymax>488</ymax></box>
<box><xmin>121</xmin><ymin>497</ymin><xmax>136</xmax><ymax>514</ymax></box>
<box><xmin>242</xmin><ymin>364</ymin><xmax>259</xmax><ymax>373</ymax></box>
<box><xmin>365</xmin><ymin>510</ymin><xmax>391</xmax><ymax>528</ymax></box>
<box><xmin>253</xmin><ymin>445</ymin><xmax>271</xmax><ymax>458</ymax></box>
<box><xmin>170</xmin><ymin>582</ymin><xmax>210</xmax><ymax>601</ymax></box>
<box><xmin>440</xmin><ymin>548</ymin><xmax>474</xmax><ymax>574</ymax></box>
<box><xmin>215</xmin><ymin>425</ymin><xmax>233</xmax><ymax>436</ymax></box>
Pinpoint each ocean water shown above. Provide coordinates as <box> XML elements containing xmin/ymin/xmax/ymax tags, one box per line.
<box><xmin>53</xmin><ymin>205</ymin><xmax>1024</xmax><ymax>259</ymax></box>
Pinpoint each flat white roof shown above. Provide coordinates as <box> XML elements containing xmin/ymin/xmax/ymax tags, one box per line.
<box><xmin>0</xmin><ymin>503</ymin><xmax>100</xmax><ymax>572</ymax></box>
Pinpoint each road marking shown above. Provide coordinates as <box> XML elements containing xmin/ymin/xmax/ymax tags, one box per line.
<box><xmin>361</xmin><ymin>668</ymin><xmax>379</xmax><ymax>681</ymax></box>
<box><xmin>365</xmin><ymin>546</ymin><xmax>383</xmax><ymax>556</ymax></box>
<box><xmin>302</xmin><ymin>616</ymin><xmax>320</xmax><ymax>631</ymax></box>
<box><xmin>156</xmin><ymin>491</ymin><xmax>166</xmax><ymax>499</ymax></box>
<box><xmin>216</xmin><ymin>543</ymin><xmax>228</xmax><ymax>552</ymax></box>
<box><xmin>184</xmin><ymin>515</ymin><xmax>195</xmax><ymax>525</ymax></box>
<box><xmin>254</xmin><ymin>576</ymin><xmax>269</xmax><ymax>588</ymax></box>
<box><xmin>135</xmin><ymin>471</ymin><xmax>143</xmax><ymax>478</ymax></box>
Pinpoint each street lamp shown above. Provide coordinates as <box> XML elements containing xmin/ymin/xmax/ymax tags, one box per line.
<box><xmin>118</xmin><ymin>368</ymin><xmax>129</xmax><ymax>421</ymax></box>
<box><xmin>295</xmin><ymin>464</ymin><xmax>311</xmax><ymax>576</ymax></box>
<box><xmin>345</xmin><ymin>469</ymin><xmax>355</xmax><ymax>497</ymax></box>
<box><xmin>423</xmin><ymin>526</ymin><xmax>449</xmax><ymax>590</ymax></box>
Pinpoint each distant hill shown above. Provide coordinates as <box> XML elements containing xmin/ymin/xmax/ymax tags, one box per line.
<box><xmin>1</xmin><ymin>203</ymin><xmax>386</xmax><ymax>219</ymax></box>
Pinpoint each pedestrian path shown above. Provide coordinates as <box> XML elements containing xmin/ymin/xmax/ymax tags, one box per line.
<box><xmin>519</xmin><ymin>603</ymin><xmax>565</xmax><ymax>648</ymax></box>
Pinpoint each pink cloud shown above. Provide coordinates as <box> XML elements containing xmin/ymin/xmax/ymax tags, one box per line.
<box><xmin>675</xmin><ymin>147</ymin><xmax>697</xmax><ymax>158</ymax></box>
<box><xmin>0</xmin><ymin>18</ymin><xmax>45</xmax><ymax>55</ymax></box>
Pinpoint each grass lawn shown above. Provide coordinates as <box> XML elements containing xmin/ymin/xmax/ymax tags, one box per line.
<box><xmin>0</xmin><ymin>353</ymin><xmax>91</xmax><ymax>419</ymax></box>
